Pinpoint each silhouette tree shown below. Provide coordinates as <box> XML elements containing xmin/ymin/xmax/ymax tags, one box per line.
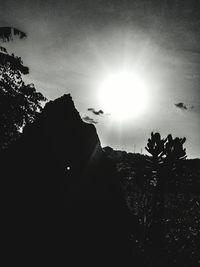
<box><xmin>145</xmin><ymin>132</ymin><xmax>187</xmax><ymax>189</ymax></box>
<box><xmin>165</xmin><ymin>134</ymin><xmax>187</xmax><ymax>179</ymax></box>
<box><xmin>145</xmin><ymin>132</ymin><xmax>167</xmax><ymax>164</ymax></box>
<box><xmin>0</xmin><ymin>27</ymin><xmax>46</xmax><ymax>150</ymax></box>
<box><xmin>165</xmin><ymin>135</ymin><xmax>186</xmax><ymax>161</ymax></box>
<box><xmin>144</xmin><ymin>132</ymin><xmax>187</xmax><ymax>262</ymax></box>
<box><xmin>143</xmin><ymin>133</ymin><xmax>167</xmax><ymax>257</ymax></box>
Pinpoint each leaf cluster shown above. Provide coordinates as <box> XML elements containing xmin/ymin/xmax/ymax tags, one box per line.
<box><xmin>145</xmin><ymin>132</ymin><xmax>187</xmax><ymax>165</ymax></box>
<box><xmin>0</xmin><ymin>27</ymin><xmax>46</xmax><ymax>149</ymax></box>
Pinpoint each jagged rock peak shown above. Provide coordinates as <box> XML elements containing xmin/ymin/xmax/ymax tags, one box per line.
<box><xmin>45</xmin><ymin>94</ymin><xmax>74</xmax><ymax>108</ymax></box>
<box><xmin>43</xmin><ymin>94</ymin><xmax>81</xmax><ymax>121</ymax></box>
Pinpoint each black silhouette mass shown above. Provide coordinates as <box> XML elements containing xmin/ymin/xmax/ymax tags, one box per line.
<box><xmin>2</xmin><ymin>94</ymin><xmax>134</xmax><ymax>265</ymax></box>
<box><xmin>1</xmin><ymin>1</ymin><xmax>200</xmax><ymax>266</ymax></box>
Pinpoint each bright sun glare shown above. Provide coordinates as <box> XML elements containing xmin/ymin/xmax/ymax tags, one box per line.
<box><xmin>98</xmin><ymin>71</ymin><xmax>149</xmax><ymax>120</ymax></box>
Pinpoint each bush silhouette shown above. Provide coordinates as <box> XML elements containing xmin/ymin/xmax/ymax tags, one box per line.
<box><xmin>144</xmin><ymin>132</ymin><xmax>187</xmax><ymax>259</ymax></box>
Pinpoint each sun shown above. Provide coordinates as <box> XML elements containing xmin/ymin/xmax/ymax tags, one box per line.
<box><xmin>98</xmin><ymin>71</ymin><xmax>149</xmax><ymax>120</ymax></box>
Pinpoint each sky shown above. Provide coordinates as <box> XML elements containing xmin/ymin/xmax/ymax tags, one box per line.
<box><xmin>0</xmin><ymin>0</ymin><xmax>200</xmax><ymax>158</ymax></box>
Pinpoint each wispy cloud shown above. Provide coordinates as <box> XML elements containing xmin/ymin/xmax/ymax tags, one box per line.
<box><xmin>175</xmin><ymin>102</ymin><xmax>194</xmax><ymax>110</ymax></box>
<box><xmin>82</xmin><ymin>116</ymin><xmax>98</xmax><ymax>124</ymax></box>
<box><xmin>88</xmin><ymin>108</ymin><xmax>104</xmax><ymax>115</ymax></box>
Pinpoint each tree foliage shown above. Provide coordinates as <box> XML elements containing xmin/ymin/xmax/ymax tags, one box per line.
<box><xmin>0</xmin><ymin>27</ymin><xmax>46</xmax><ymax>149</ymax></box>
<box><xmin>145</xmin><ymin>132</ymin><xmax>167</xmax><ymax>167</ymax></box>
<box><xmin>146</xmin><ymin>132</ymin><xmax>187</xmax><ymax>167</ymax></box>
<box><xmin>144</xmin><ymin>132</ymin><xmax>187</xmax><ymax>254</ymax></box>
<box><xmin>165</xmin><ymin>135</ymin><xmax>186</xmax><ymax>163</ymax></box>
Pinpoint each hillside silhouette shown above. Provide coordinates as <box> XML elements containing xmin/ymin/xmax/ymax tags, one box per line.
<box><xmin>2</xmin><ymin>94</ymin><xmax>199</xmax><ymax>266</ymax></box>
<box><xmin>2</xmin><ymin>94</ymin><xmax>135</xmax><ymax>266</ymax></box>
<box><xmin>104</xmin><ymin>146</ymin><xmax>200</xmax><ymax>266</ymax></box>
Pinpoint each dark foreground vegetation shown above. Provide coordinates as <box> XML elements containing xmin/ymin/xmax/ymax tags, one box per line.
<box><xmin>1</xmin><ymin>27</ymin><xmax>199</xmax><ymax>266</ymax></box>
<box><xmin>105</xmin><ymin>147</ymin><xmax>200</xmax><ymax>266</ymax></box>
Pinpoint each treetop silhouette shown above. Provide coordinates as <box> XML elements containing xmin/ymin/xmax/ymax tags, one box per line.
<box><xmin>0</xmin><ymin>27</ymin><xmax>46</xmax><ymax>150</ymax></box>
<box><xmin>145</xmin><ymin>132</ymin><xmax>187</xmax><ymax>164</ymax></box>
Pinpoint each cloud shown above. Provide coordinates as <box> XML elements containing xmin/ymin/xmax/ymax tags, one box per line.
<box><xmin>175</xmin><ymin>102</ymin><xmax>194</xmax><ymax>110</ymax></box>
<box><xmin>175</xmin><ymin>102</ymin><xmax>188</xmax><ymax>110</ymax></box>
<box><xmin>82</xmin><ymin>116</ymin><xmax>98</xmax><ymax>124</ymax></box>
<box><xmin>88</xmin><ymin>108</ymin><xmax>104</xmax><ymax>115</ymax></box>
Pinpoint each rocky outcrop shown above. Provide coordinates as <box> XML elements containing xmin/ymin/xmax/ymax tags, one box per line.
<box><xmin>2</xmin><ymin>94</ymin><xmax>134</xmax><ymax>265</ymax></box>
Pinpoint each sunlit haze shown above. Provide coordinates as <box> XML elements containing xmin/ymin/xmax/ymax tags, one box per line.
<box><xmin>98</xmin><ymin>71</ymin><xmax>149</xmax><ymax>120</ymax></box>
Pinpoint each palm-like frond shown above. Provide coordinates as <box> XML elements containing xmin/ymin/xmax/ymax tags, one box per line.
<box><xmin>0</xmin><ymin>27</ymin><xmax>26</xmax><ymax>42</ymax></box>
